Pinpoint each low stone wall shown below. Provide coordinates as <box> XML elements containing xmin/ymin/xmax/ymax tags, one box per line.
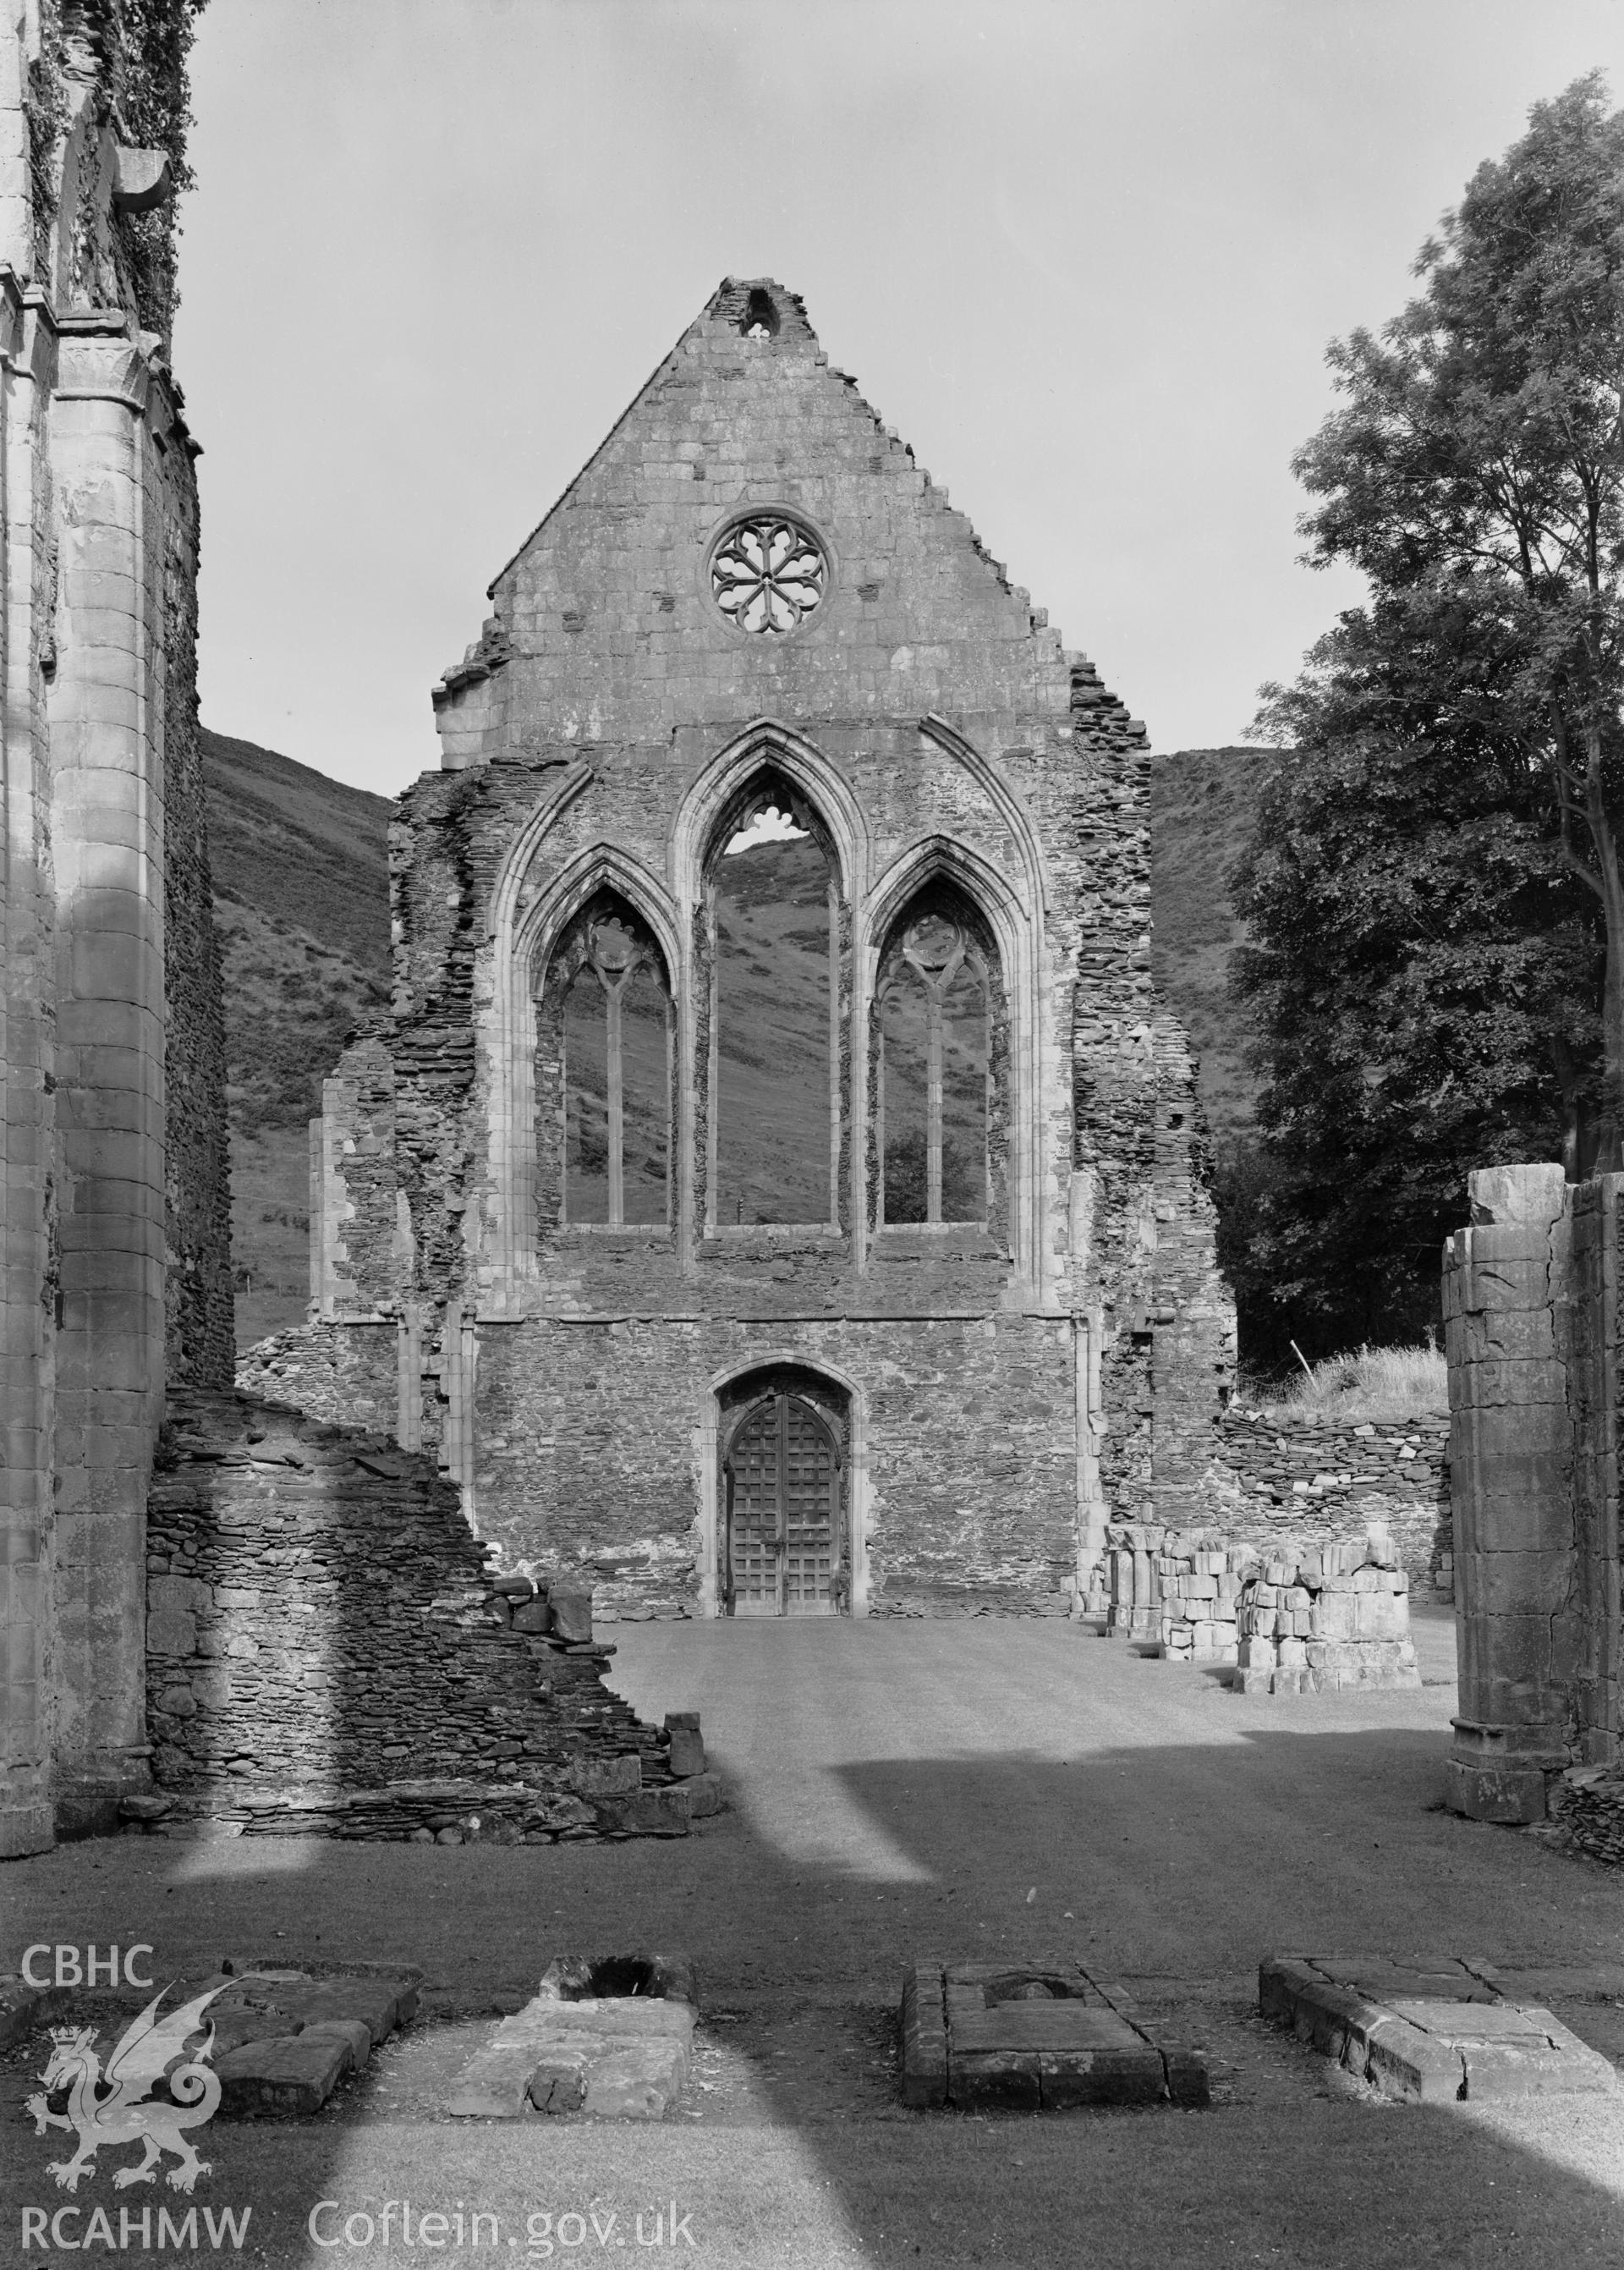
<box><xmin>1544</xmin><ymin>1767</ymin><xmax>1624</xmax><ymax>1866</ymax></box>
<box><xmin>145</xmin><ymin>1391</ymin><xmax>700</xmax><ymax>1841</ymax></box>
<box><xmin>1209</xmin><ymin>1407</ymin><xmax>1451</xmax><ymax>1594</ymax></box>
<box><xmin>1106</xmin><ymin>1521</ymin><xmax>1418</xmax><ymax>1695</ymax></box>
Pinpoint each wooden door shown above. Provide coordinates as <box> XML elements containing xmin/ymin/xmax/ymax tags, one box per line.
<box><xmin>724</xmin><ymin>1393</ymin><xmax>840</xmax><ymax>1616</ymax></box>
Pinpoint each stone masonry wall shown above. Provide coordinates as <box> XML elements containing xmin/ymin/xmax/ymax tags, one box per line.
<box><xmin>287</xmin><ymin>276</ymin><xmax>1235</xmax><ymax>1619</ymax></box>
<box><xmin>158</xmin><ymin>356</ymin><xmax>233</xmax><ymax>1391</ymax></box>
<box><xmin>1208</xmin><ymin>1407</ymin><xmax>1451</xmax><ymax>1592</ymax></box>
<box><xmin>146</xmin><ymin>1389</ymin><xmax>694</xmax><ymax>1840</ymax></box>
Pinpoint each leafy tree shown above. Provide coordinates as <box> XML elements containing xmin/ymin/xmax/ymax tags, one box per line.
<box><xmin>1227</xmin><ymin>74</ymin><xmax>1624</xmax><ymax>1360</ymax></box>
<box><xmin>1232</xmin><ymin>596</ymin><xmax>1602</xmax><ymax>1359</ymax></box>
<box><xmin>1290</xmin><ymin>73</ymin><xmax>1624</xmax><ymax>1135</ymax></box>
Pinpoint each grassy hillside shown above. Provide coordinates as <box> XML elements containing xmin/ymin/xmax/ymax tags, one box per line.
<box><xmin>204</xmin><ymin>728</ymin><xmax>392</xmax><ymax>1346</ymax></box>
<box><xmin>1148</xmin><ymin>745</ymin><xmax>1267</xmax><ymax>1143</ymax></box>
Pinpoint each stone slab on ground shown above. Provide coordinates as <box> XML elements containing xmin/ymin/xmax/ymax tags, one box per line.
<box><xmin>214</xmin><ymin>2031</ymin><xmax>353</xmax><ymax>2116</ymax></box>
<box><xmin>1260</xmin><ymin>1954</ymin><xmax>1620</xmax><ymax>2104</ymax></box>
<box><xmin>206</xmin><ymin>1965</ymin><xmax>418</xmax><ymax>2114</ymax></box>
<box><xmin>0</xmin><ymin>1979</ymin><xmax>70</xmax><ymax>2049</ymax></box>
<box><xmin>901</xmin><ymin>1961</ymin><xmax>1208</xmax><ymax>2111</ymax></box>
<box><xmin>449</xmin><ymin>1973</ymin><xmax>697</xmax><ymax>2121</ymax></box>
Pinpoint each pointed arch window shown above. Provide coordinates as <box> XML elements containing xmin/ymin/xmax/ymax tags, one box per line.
<box><xmin>876</xmin><ymin>893</ymin><xmax>995</xmax><ymax>1227</ymax></box>
<box><xmin>537</xmin><ymin>896</ymin><xmax>672</xmax><ymax>1229</ymax></box>
<box><xmin>702</xmin><ymin>771</ymin><xmax>846</xmax><ymax>1232</ymax></box>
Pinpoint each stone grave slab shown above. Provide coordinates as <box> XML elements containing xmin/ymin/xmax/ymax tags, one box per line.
<box><xmin>902</xmin><ymin>1960</ymin><xmax>1207</xmax><ymax>2111</ymax></box>
<box><xmin>206</xmin><ymin>1965</ymin><xmax>419</xmax><ymax>2116</ymax></box>
<box><xmin>1260</xmin><ymin>1954</ymin><xmax>1620</xmax><ymax>2103</ymax></box>
<box><xmin>449</xmin><ymin>1950</ymin><xmax>697</xmax><ymax>2122</ymax></box>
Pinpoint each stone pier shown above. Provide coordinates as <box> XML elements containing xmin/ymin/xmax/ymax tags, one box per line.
<box><xmin>1442</xmin><ymin>1163</ymin><xmax>1618</xmax><ymax>1823</ymax></box>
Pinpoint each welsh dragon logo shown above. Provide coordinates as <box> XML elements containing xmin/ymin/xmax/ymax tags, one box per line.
<box><xmin>27</xmin><ymin>1983</ymin><xmax>226</xmax><ymax>2194</ymax></box>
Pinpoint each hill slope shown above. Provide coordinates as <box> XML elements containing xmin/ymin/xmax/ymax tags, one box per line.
<box><xmin>204</xmin><ymin>728</ymin><xmax>392</xmax><ymax>1345</ymax></box>
<box><xmin>1149</xmin><ymin>745</ymin><xmax>1266</xmax><ymax>1144</ymax></box>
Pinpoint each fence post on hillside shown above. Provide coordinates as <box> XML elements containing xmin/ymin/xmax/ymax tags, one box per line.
<box><xmin>1442</xmin><ymin>1163</ymin><xmax>1576</xmax><ymax>1823</ymax></box>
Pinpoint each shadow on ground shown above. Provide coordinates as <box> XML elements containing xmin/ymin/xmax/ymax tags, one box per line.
<box><xmin>4</xmin><ymin>1626</ymin><xmax>1624</xmax><ymax>2266</ymax></box>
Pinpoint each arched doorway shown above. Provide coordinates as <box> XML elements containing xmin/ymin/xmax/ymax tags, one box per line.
<box><xmin>718</xmin><ymin>1368</ymin><xmax>848</xmax><ymax>1616</ymax></box>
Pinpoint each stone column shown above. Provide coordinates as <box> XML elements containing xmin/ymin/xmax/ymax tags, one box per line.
<box><xmin>0</xmin><ymin>267</ymin><xmax>58</xmax><ymax>1856</ymax></box>
<box><xmin>1564</xmin><ymin>1176</ymin><xmax>1621</xmax><ymax>1764</ymax></box>
<box><xmin>47</xmin><ymin>328</ymin><xmax>166</xmax><ymax>1830</ymax></box>
<box><xmin>1443</xmin><ymin>1162</ymin><xmax>1576</xmax><ymax>1822</ymax></box>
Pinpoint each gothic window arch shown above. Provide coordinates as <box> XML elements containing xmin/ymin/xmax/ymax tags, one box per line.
<box><xmin>699</xmin><ymin>766</ymin><xmax>848</xmax><ymax>1233</ymax></box>
<box><xmin>535</xmin><ymin>892</ymin><xmax>673</xmax><ymax>1230</ymax></box>
<box><xmin>873</xmin><ymin>881</ymin><xmax>1007</xmax><ymax>1234</ymax></box>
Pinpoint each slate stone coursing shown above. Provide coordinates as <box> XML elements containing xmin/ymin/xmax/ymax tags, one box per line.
<box><xmin>145</xmin><ymin>1389</ymin><xmax>687</xmax><ymax>1840</ymax></box>
<box><xmin>1207</xmin><ymin>1408</ymin><xmax>1451</xmax><ymax>1591</ymax></box>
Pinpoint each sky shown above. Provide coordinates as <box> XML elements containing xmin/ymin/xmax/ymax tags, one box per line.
<box><xmin>175</xmin><ymin>0</ymin><xmax>1624</xmax><ymax>800</ymax></box>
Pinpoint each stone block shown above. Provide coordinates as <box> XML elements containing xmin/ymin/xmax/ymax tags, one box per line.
<box><xmin>1363</xmin><ymin>2015</ymin><xmax>1468</xmax><ymax>2103</ymax></box>
<box><xmin>215</xmin><ymin>2031</ymin><xmax>351</xmax><ymax>2116</ymax></box>
<box><xmin>683</xmin><ymin>1768</ymin><xmax>723</xmax><ymax>1817</ymax></box>
<box><xmin>901</xmin><ymin>1962</ymin><xmax>947</xmax><ymax>2108</ymax></box>
<box><xmin>594</xmin><ymin>1785</ymin><xmax>689</xmax><ymax>1837</ymax></box>
<box><xmin>252</xmin><ymin>1976</ymin><xmax>406</xmax><ymax>2047</ymax></box>
<box><xmin>299</xmin><ymin>2017</ymin><xmax>374</xmax><ymax>2072</ymax></box>
<box><xmin>551</xmin><ymin>1589</ymin><xmax>593</xmax><ymax>1642</ymax></box>
<box><xmin>581</xmin><ymin>2036</ymin><xmax>687</xmax><ymax>2119</ymax></box>
<box><xmin>1038</xmin><ymin>2044</ymin><xmax>1166</xmax><ymax>2107</ymax></box>
<box><xmin>950</xmin><ymin>2047</ymin><xmax>1042</xmax><ymax>2109</ymax></box>
<box><xmin>528</xmin><ymin>2056</ymin><xmax>588</xmax><ymax>2113</ymax></box>
<box><xmin>667</xmin><ymin>1727</ymin><xmax>706</xmax><ymax>1776</ymax></box>
<box><xmin>1161</xmin><ymin>2047</ymin><xmax>1210</xmax><ymax>2106</ymax></box>
<box><xmin>1468</xmin><ymin>1164</ymin><xmax>1566</xmax><ymax>1228</ymax></box>
<box><xmin>1444</xmin><ymin>1755</ymin><xmax>1550</xmax><ymax>1824</ymax></box>
<box><xmin>1457</xmin><ymin>1548</ymin><xmax>1576</xmax><ymax>1617</ymax></box>
<box><xmin>569</xmin><ymin>1752</ymin><xmax>641</xmax><ymax>1796</ymax></box>
<box><xmin>511</xmin><ymin>1600</ymin><xmax>553</xmax><ymax>1634</ymax></box>
<box><xmin>451</xmin><ymin>2033</ymin><xmax>589</xmax><ymax>2119</ymax></box>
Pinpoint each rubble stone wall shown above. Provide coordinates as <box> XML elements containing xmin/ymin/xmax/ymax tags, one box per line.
<box><xmin>1208</xmin><ymin>1409</ymin><xmax>1451</xmax><ymax>1591</ymax></box>
<box><xmin>145</xmin><ymin>1390</ymin><xmax>690</xmax><ymax>1840</ymax></box>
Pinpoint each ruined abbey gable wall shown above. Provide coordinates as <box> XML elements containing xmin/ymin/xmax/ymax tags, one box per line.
<box><xmin>283</xmin><ymin>278</ymin><xmax>1233</xmax><ymax>1619</ymax></box>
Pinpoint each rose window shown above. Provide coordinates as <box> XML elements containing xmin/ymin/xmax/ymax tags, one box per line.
<box><xmin>711</xmin><ymin>517</ymin><xmax>826</xmax><ymax>635</ymax></box>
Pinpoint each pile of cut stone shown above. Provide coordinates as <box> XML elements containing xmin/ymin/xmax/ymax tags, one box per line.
<box><xmin>1153</xmin><ymin>1537</ymin><xmax>1253</xmax><ymax>1663</ymax></box>
<box><xmin>1108</xmin><ymin>1521</ymin><xmax>1419</xmax><ymax>1693</ymax></box>
<box><xmin>1233</xmin><ymin>1533</ymin><xmax>1419</xmax><ymax>1696</ymax></box>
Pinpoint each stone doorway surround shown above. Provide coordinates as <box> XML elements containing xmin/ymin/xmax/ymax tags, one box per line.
<box><xmin>702</xmin><ymin>1358</ymin><xmax>867</xmax><ymax>1618</ymax></box>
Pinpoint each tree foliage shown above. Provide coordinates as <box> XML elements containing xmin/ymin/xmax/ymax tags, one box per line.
<box><xmin>1229</xmin><ymin>599</ymin><xmax>1602</xmax><ymax>1362</ymax></box>
<box><xmin>1231</xmin><ymin>74</ymin><xmax>1624</xmax><ymax>1362</ymax></box>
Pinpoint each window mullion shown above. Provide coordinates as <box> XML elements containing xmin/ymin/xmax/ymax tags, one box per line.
<box><xmin>926</xmin><ymin>980</ymin><xmax>944</xmax><ymax>1224</ymax></box>
<box><xmin>604</xmin><ymin>976</ymin><xmax>624</xmax><ymax>1227</ymax></box>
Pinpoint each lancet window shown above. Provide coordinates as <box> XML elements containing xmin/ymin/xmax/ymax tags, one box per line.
<box><xmin>538</xmin><ymin>896</ymin><xmax>672</xmax><ymax>1228</ymax></box>
<box><xmin>875</xmin><ymin>892</ymin><xmax>994</xmax><ymax>1226</ymax></box>
<box><xmin>704</xmin><ymin>775</ymin><xmax>843</xmax><ymax>1230</ymax></box>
